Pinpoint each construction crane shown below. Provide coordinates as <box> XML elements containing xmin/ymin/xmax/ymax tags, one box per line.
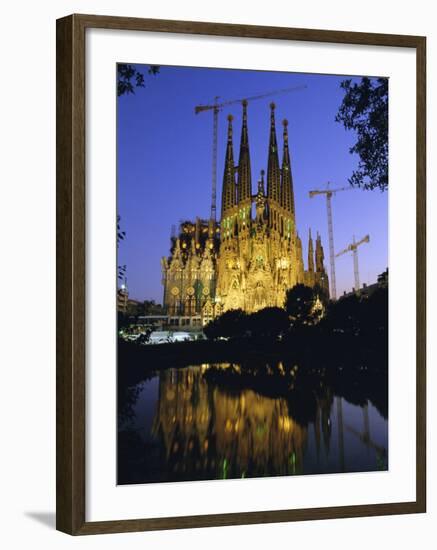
<box><xmin>309</xmin><ymin>185</ymin><xmax>352</xmax><ymax>300</ymax></box>
<box><xmin>195</xmin><ymin>85</ymin><xmax>307</xmax><ymax>221</ymax></box>
<box><xmin>335</xmin><ymin>234</ymin><xmax>370</xmax><ymax>294</ymax></box>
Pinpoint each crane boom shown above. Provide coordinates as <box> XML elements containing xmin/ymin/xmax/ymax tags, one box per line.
<box><xmin>335</xmin><ymin>245</ymin><xmax>350</xmax><ymax>258</ymax></box>
<box><xmin>309</xmin><ymin>186</ymin><xmax>351</xmax><ymax>198</ymax></box>
<box><xmin>195</xmin><ymin>84</ymin><xmax>307</xmax><ymax>114</ymax></box>
<box><xmin>335</xmin><ymin>234</ymin><xmax>370</xmax><ymax>257</ymax></box>
<box><xmin>195</xmin><ymin>84</ymin><xmax>307</xmax><ymax>221</ymax></box>
<box><xmin>354</xmin><ymin>234</ymin><xmax>370</xmax><ymax>248</ymax></box>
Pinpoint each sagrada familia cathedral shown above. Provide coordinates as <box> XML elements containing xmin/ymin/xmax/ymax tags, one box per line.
<box><xmin>161</xmin><ymin>102</ymin><xmax>329</xmax><ymax>325</ymax></box>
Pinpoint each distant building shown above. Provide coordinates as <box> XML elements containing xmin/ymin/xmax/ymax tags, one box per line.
<box><xmin>117</xmin><ymin>283</ymin><xmax>128</xmax><ymax>314</ymax></box>
<box><xmin>377</xmin><ymin>268</ymin><xmax>388</xmax><ymax>288</ymax></box>
<box><xmin>339</xmin><ymin>268</ymin><xmax>388</xmax><ymax>300</ymax></box>
<box><xmin>143</xmin><ymin>300</ymin><xmax>165</xmax><ymax>315</ymax></box>
<box><xmin>161</xmin><ymin>103</ymin><xmax>329</xmax><ymax>325</ymax></box>
<box><xmin>126</xmin><ymin>299</ymin><xmax>143</xmax><ymax>317</ymax></box>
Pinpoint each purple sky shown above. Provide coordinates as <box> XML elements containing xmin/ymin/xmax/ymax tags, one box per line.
<box><xmin>117</xmin><ymin>65</ymin><xmax>388</xmax><ymax>303</ymax></box>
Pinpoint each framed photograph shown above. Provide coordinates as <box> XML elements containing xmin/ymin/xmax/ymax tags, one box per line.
<box><xmin>56</xmin><ymin>14</ymin><xmax>426</xmax><ymax>535</ymax></box>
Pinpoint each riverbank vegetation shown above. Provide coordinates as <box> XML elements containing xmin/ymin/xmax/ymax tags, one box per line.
<box><xmin>118</xmin><ymin>285</ymin><xmax>388</xmax><ymax>387</ymax></box>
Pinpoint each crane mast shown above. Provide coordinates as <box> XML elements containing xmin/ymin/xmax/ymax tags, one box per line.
<box><xmin>335</xmin><ymin>234</ymin><xmax>370</xmax><ymax>293</ymax></box>
<box><xmin>211</xmin><ymin>98</ymin><xmax>219</xmax><ymax>221</ymax></box>
<box><xmin>309</xmin><ymin>185</ymin><xmax>352</xmax><ymax>300</ymax></box>
<box><xmin>326</xmin><ymin>192</ymin><xmax>336</xmax><ymax>301</ymax></box>
<box><xmin>353</xmin><ymin>237</ymin><xmax>360</xmax><ymax>292</ymax></box>
<box><xmin>195</xmin><ymin>84</ymin><xmax>307</xmax><ymax>223</ymax></box>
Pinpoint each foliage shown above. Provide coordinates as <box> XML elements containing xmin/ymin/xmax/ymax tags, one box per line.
<box><xmin>284</xmin><ymin>284</ymin><xmax>319</xmax><ymax>326</ymax></box>
<box><xmin>248</xmin><ymin>307</ymin><xmax>289</xmax><ymax>339</ymax></box>
<box><xmin>143</xmin><ymin>300</ymin><xmax>165</xmax><ymax>315</ymax></box>
<box><xmin>201</xmin><ymin>285</ymin><xmax>389</xmax><ymax>340</ymax></box>
<box><xmin>365</xmin><ymin>286</ymin><xmax>388</xmax><ymax>330</ymax></box>
<box><xmin>203</xmin><ymin>309</ymin><xmax>248</xmax><ymax>339</ymax></box>
<box><xmin>117</xmin><ymin>64</ymin><xmax>160</xmax><ymax>97</ymax></box>
<box><xmin>336</xmin><ymin>77</ymin><xmax>388</xmax><ymax>191</ymax></box>
<box><xmin>322</xmin><ymin>286</ymin><xmax>388</xmax><ymax>335</ymax></box>
<box><xmin>117</xmin><ymin>215</ymin><xmax>126</xmax><ymax>282</ymax></box>
<box><xmin>135</xmin><ymin>330</ymin><xmax>153</xmax><ymax>345</ymax></box>
<box><xmin>323</xmin><ymin>293</ymin><xmax>362</xmax><ymax>334</ymax></box>
<box><xmin>117</xmin><ymin>214</ymin><xmax>126</xmax><ymax>244</ymax></box>
<box><xmin>118</xmin><ymin>311</ymin><xmax>129</xmax><ymax>329</ymax></box>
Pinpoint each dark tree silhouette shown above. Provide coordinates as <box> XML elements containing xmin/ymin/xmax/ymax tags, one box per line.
<box><xmin>117</xmin><ymin>215</ymin><xmax>126</xmax><ymax>282</ymax></box>
<box><xmin>361</xmin><ymin>286</ymin><xmax>389</xmax><ymax>333</ymax></box>
<box><xmin>248</xmin><ymin>307</ymin><xmax>289</xmax><ymax>339</ymax></box>
<box><xmin>323</xmin><ymin>286</ymin><xmax>388</xmax><ymax>336</ymax></box>
<box><xmin>117</xmin><ymin>64</ymin><xmax>160</xmax><ymax>97</ymax></box>
<box><xmin>324</xmin><ymin>293</ymin><xmax>362</xmax><ymax>334</ymax></box>
<box><xmin>336</xmin><ymin>77</ymin><xmax>388</xmax><ymax>191</ymax></box>
<box><xmin>285</xmin><ymin>284</ymin><xmax>317</xmax><ymax>326</ymax></box>
<box><xmin>204</xmin><ymin>309</ymin><xmax>248</xmax><ymax>339</ymax></box>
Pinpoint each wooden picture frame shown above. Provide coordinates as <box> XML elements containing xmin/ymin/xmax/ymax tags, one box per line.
<box><xmin>56</xmin><ymin>13</ymin><xmax>426</xmax><ymax>535</ymax></box>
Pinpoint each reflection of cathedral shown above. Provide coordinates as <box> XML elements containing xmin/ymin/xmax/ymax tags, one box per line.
<box><xmin>161</xmin><ymin>103</ymin><xmax>329</xmax><ymax>323</ymax></box>
<box><xmin>152</xmin><ymin>366</ymin><xmax>318</xmax><ymax>479</ymax></box>
<box><xmin>117</xmin><ymin>363</ymin><xmax>388</xmax><ymax>484</ymax></box>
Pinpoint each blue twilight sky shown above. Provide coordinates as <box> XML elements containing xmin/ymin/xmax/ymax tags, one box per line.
<box><xmin>117</xmin><ymin>65</ymin><xmax>388</xmax><ymax>303</ymax></box>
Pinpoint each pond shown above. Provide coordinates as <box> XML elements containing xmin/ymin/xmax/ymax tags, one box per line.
<box><xmin>118</xmin><ymin>363</ymin><xmax>388</xmax><ymax>485</ymax></box>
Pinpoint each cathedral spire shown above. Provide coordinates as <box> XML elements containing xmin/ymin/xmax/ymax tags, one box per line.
<box><xmin>237</xmin><ymin>100</ymin><xmax>252</xmax><ymax>203</ymax></box>
<box><xmin>280</xmin><ymin>119</ymin><xmax>296</xmax><ymax>215</ymax></box>
<box><xmin>267</xmin><ymin>103</ymin><xmax>281</xmax><ymax>204</ymax></box>
<box><xmin>221</xmin><ymin>114</ymin><xmax>236</xmax><ymax>217</ymax></box>
<box><xmin>315</xmin><ymin>231</ymin><xmax>325</xmax><ymax>272</ymax></box>
<box><xmin>308</xmin><ymin>228</ymin><xmax>314</xmax><ymax>272</ymax></box>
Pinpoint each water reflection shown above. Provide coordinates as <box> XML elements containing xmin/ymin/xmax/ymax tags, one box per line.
<box><xmin>118</xmin><ymin>363</ymin><xmax>388</xmax><ymax>484</ymax></box>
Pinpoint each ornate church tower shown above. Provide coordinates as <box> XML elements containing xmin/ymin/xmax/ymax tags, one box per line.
<box><xmin>162</xmin><ymin>102</ymin><xmax>329</xmax><ymax>323</ymax></box>
<box><xmin>308</xmin><ymin>229</ymin><xmax>315</xmax><ymax>273</ymax></box>
<box><xmin>237</xmin><ymin>101</ymin><xmax>252</xmax><ymax>208</ymax></box>
<box><xmin>221</xmin><ymin>114</ymin><xmax>237</xmax><ymax>218</ymax></box>
<box><xmin>267</xmin><ymin>103</ymin><xmax>281</xmax><ymax>209</ymax></box>
<box><xmin>280</xmin><ymin>119</ymin><xmax>295</xmax><ymax>216</ymax></box>
<box><xmin>215</xmin><ymin>114</ymin><xmax>244</xmax><ymax>313</ymax></box>
<box><xmin>236</xmin><ymin>100</ymin><xmax>253</xmax><ymax>263</ymax></box>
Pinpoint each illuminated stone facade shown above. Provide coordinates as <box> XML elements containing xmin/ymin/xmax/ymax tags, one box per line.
<box><xmin>161</xmin><ymin>102</ymin><xmax>329</xmax><ymax>322</ymax></box>
<box><xmin>161</xmin><ymin>218</ymin><xmax>220</xmax><ymax>325</ymax></box>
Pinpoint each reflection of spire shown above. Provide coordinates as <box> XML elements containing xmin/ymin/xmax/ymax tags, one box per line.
<box><xmin>363</xmin><ymin>402</ymin><xmax>370</xmax><ymax>457</ymax></box>
<box><xmin>336</xmin><ymin>397</ymin><xmax>345</xmax><ymax>472</ymax></box>
<box><xmin>267</xmin><ymin>103</ymin><xmax>280</xmax><ymax>204</ymax></box>
<box><xmin>344</xmin><ymin>401</ymin><xmax>386</xmax><ymax>458</ymax></box>
<box><xmin>314</xmin><ymin>408</ymin><xmax>321</xmax><ymax>460</ymax></box>
<box><xmin>321</xmin><ymin>404</ymin><xmax>332</xmax><ymax>454</ymax></box>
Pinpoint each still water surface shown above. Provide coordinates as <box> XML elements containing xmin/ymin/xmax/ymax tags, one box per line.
<box><xmin>118</xmin><ymin>363</ymin><xmax>388</xmax><ymax>484</ymax></box>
